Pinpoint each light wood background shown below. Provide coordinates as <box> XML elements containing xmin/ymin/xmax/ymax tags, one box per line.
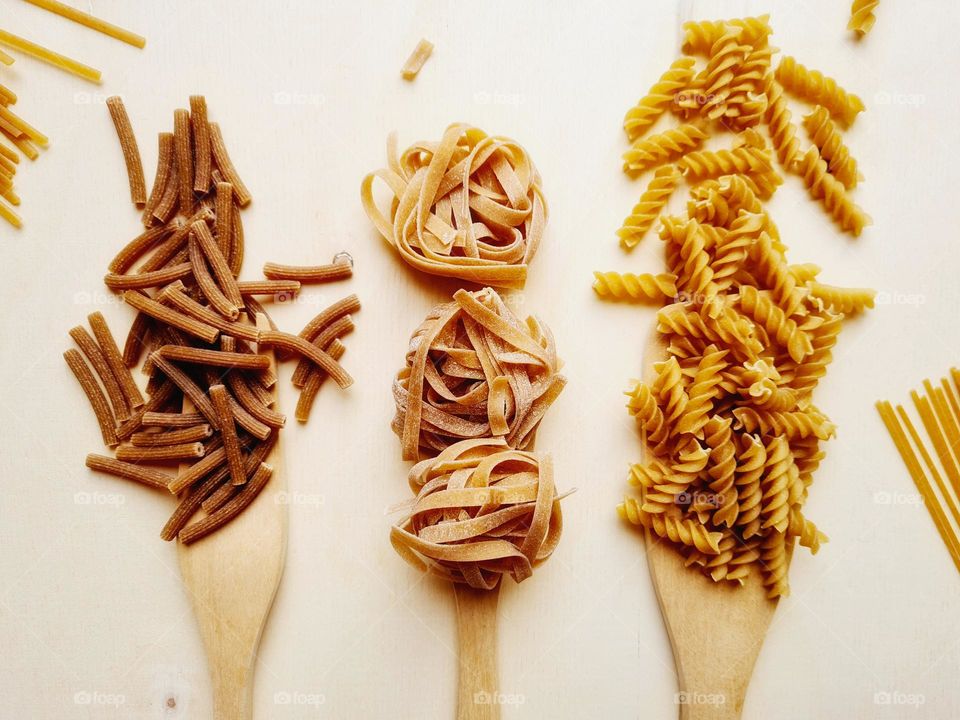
<box><xmin>1</xmin><ymin>0</ymin><xmax>958</xmax><ymax>717</ymax></box>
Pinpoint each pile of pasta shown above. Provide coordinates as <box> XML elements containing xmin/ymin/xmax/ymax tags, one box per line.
<box><xmin>616</xmin><ymin>13</ymin><xmax>870</xmax><ymax>247</ymax></box>
<box><xmin>596</xmin><ymin>17</ymin><xmax>877</xmax><ymax>599</ymax></box>
<box><xmin>0</xmin><ymin>3</ymin><xmax>145</xmax><ymax>228</ymax></box>
<box><xmin>877</xmin><ymin>370</ymin><xmax>960</xmax><ymax>575</ymax></box>
<box><xmin>361</xmin><ymin>123</ymin><xmax>547</xmax><ymax>289</ymax></box>
<box><xmin>389</xmin><ymin>288</ymin><xmax>569</xmax><ymax>589</ymax></box>
<box><xmin>65</xmin><ymin>96</ymin><xmax>360</xmax><ymax>543</ymax></box>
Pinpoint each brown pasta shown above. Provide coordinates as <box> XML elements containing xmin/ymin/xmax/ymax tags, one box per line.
<box><xmin>262</xmin><ymin>260</ymin><xmax>352</xmax><ymax>283</ymax></box>
<box><xmin>88</xmin><ymin>311</ymin><xmax>144</xmax><ymax>409</ymax></box>
<box><xmin>142</xmin><ymin>132</ymin><xmax>174</xmax><ymax>224</ymax></box>
<box><xmin>214</xmin><ymin>181</ymin><xmax>233</xmax><ymax>253</ymax></box>
<box><xmin>190</xmin><ymin>95</ymin><xmax>212</xmax><ymax>192</ymax></box>
<box><xmin>158</xmin><ymin>282</ymin><xmax>259</xmax><ymax>342</ymax></box>
<box><xmin>106</xmin><ymin>96</ymin><xmax>146</xmax><ymax>207</ymax></box>
<box><xmin>258</xmin><ymin>330</ymin><xmax>353</xmax><ymax>389</ymax></box>
<box><xmin>209</xmin><ymin>385</ymin><xmax>246</xmax><ymax>486</ymax></box>
<box><xmin>236</xmin><ymin>280</ymin><xmax>301</xmax><ymax>296</ymax></box>
<box><xmin>122</xmin><ymin>290</ymin><xmax>219</xmax><ymax>343</ymax></box>
<box><xmin>291</xmin><ymin>314</ymin><xmax>355</xmax><ymax>388</ymax></box>
<box><xmin>130</xmin><ymin>424</ymin><xmax>212</xmax><ymax>447</ymax></box>
<box><xmin>64</xmin><ymin>349</ymin><xmax>118</xmax><ymax>447</ymax></box>
<box><xmin>179</xmin><ymin>462</ymin><xmax>273</xmax><ymax>544</ymax></box>
<box><xmin>69</xmin><ymin>325</ymin><xmax>129</xmax><ymax>421</ymax></box>
<box><xmin>105</xmin><ymin>262</ymin><xmax>193</xmax><ymax>291</ymax></box>
<box><xmin>209</xmin><ymin>122</ymin><xmax>252</xmax><ymax>207</ymax></box>
<box><xmin>108</xmin><ymin>224</ymin><xmax>174</xmax><ymax>274</ymax></box>
<box><xmin>141</xmin><ymin>411</ymin><xmax>205</xmax><ymax>428</ymax></box>
<box><xmin>191</xmin><ymin>219</ymin><xmax>242</xmax><ymax>307</ymax></box>
<box><xmin>188</xmin><ymin>233</ymin><xmax>239</xmax><ymax>319</ymax></box>
<box><xmin>173</xmin><ymin>108</ymin><xmax>194</xmax><ymax>214</ymax></box>
<box><xmin>158</xmin><ymin>345</ymin><xmax>270</xmax><ymax>370</ymax></box>
<box><xmin>295</xmin><ymin>339</ymin><xmax>346</xmax><ymax>423</ymax></box>
<box><xmin>393</xmin><ymin>287</ymin><xmax>565</xmax><ymax>461</ymax></box>
<box><xmin>149</xmin><ymin>353</ymin><xmax>219</xmax><ymax>429</ymax></box>
<box><xmin>116</xmin><ymin>442</ymin><xmax>205</xmax><ymax>462</ymax></box>
<box><xmin>85</xmin><ymin>454</ymin><xmax>171</xmax><ymax>491</ymax></box>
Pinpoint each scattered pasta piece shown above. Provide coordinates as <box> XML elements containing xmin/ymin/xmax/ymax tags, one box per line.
<box><xmin>361</xmin><ymin>123</ymin><xmax>546</xmax><ymax>288</ymax></box>
<box><xmin>23</xmin><ymin>0</ymin><xmax>145</xmax><ymax>48</ymax></box>
<box><xmin>592</xmin><ymin>272</ymin><xmax>677</xmax><ymax>303</ymax></box>
<box><xmin>848</xmin><ymin>0</ymin><xmax>879</xmax><ymax>37</ymax></box>
<box><xmin>802</xmin><ymin>105</ymin><xmax>861</xmax><ymax>190</ymax></box>
<box><xmin>0</xmin><ymin>29</ymin><xmax>101</xmax><ymax>83</ymax></box>
<box><xmin>775</xmin><ymin>56</ymin><xmax>864</xmax><ymax>128</ymax></box>
<box><xmin>618</xmin><ymin>165</ymin><xmax>681</xmax><ymax>249</ymax></box>
<box><xmin>262</xmin><ymin>260</ymin><xmax>352</xmax><ymax>283</ymax></box>
<box><xmin>106</xmin><ymin>96</ymin><xmax>147</xmax><ymax>207</ymax></box>
<box><xmin>400</xmin><ymin>38</ymin><xmax>434</xmax><ymax>80</ymax></box>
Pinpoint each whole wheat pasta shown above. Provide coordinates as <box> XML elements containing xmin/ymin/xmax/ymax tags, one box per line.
<box><xmin>227</xmin><ymin>373</ymin><xmax>286</xmax><ymax>428</ymax></box>
<box><xmin>236</xmin><ymin>280</ymin><xmax>301</xmax><ymax>296</ymax></box>
<box><xmin>190</xmin><ymin>96</ymin><xmax>212</xmax><ymax>192</ymax></box>
<box><xmin>291</xmin><ymin>315</ymin><xmax>354</xmax><ymax>388</ymax></box>
<box><xmin>143</xmin><ymin>133</ymin><xmax>174</xmax><ymax>224</ymax></box>
<box><xmin>173</xmin><ymin>108</ymin><xmax>195</xmax><ymax>213</ymax></box>
<box><xmin>152</xmin><ymin>158</ymin><xmax>180</xmax><ymax>223</ymax></box>
<box><xmin>161</xmin><ymin>472</ymin><xmax>223</xmax><ymax>540</ymax></box>
<box><xmin>24</xmin><ymin>0</ymin><xmax>145</xmax><ymax>48</ymax></box>
<box><xmin>108</xmin><ymin>225</ymin><xmax>174</xmax><ymax>274</ymax></box>
<box><xmin>169</xmin><ymin>444</ymin><xmax>229</xmax><ymax>494</ymax></box>
<box><xmin>122</xmin><ymin>307</ymin><xmax>152</xmax><ymax>367</ymax></box>
<box><xmin>189</xmin><ymin>234</ymin><xmax>239</xmax><ymax>320</ymax></box>
<box><xmin>209</xmin><ymin>122</ymin><xmax>251</xmax><ymax>207</ymax></box>
<box><xmin>116</xmin><ymin>442</ymin><xmax>205</xmax><ymax>463</ymax></box>
<box><xmin>227</xmin><ymin>395</ymin><xmax>272</xmax><ymax>441</ymax></box>
<box><xmin>105</xmin><ymin>262</ymin><xmax>193</xmax><ymax>291</ymax></box>
<box><xmin>0</xmin><ymin>29</ymin><xmax>101</xmax><ymax>83</ymax></box>
<box><xmin>64</xmin><ymin>349</ymin><xmax>118</xmax><ymax>446</ymax></box>
<box><xmin>201</xmin><ymin>437</ymin><xmax>277</xmax><ymax>513</ymax></box>
<box><xmin>141</xmin><ymin>411</ymin><xmax>205</xmax><ymax>428</ymax></box>
<box><xmin>401</xmin><ymin>38</ymin><xmax>434</xmax><ymax>80</ymax></box>
<box><xmin>259</xmin><ymin>330</ymin><xmax>353</xmax><ymax>389</ymax></box>
<box><xmin>295</xmin><ymin>339</ymin><xmax>346</xmax><ymax>423</ymax></box>
<box><xmin>191</xmin><ymin>219</ymin><xmax>242</xmax><ymax>306</ymax></box>
<box><xmin>393</xmin><ymin>287</ymin><xmax>565</xmax><ymax>460</ymax></box>
<box><xmin>228</xmin><ymin>202</ymin><xmax>244</xmax><ymax>275</ymax></box>
<box><xmin>106</xmin><ymin>96</ymin><xmax>146</xmax><ymax>207</ymax></box>
<box><xmin>122</xmin><ymin>289</ymin><xmax>219</xmax><ymax>343</ymax></box>
<box><xmin>390</xmin><ymin>439</ymin><xmax>567</xmax><ymax>588</ymax></box>
<box><xmin>179</xmin><ymin>462</ymin><xmax>273</xmax><ymax>544</ymax></box>
<box><xmin>116</xmin><ymin>379</ymin><xmax>176</xmax><ymax>441</ymax></box>
<box><xmin>158</xmin><ymin>282</ymin><xmax>259</xmax><ymax>342</ymax></box>
<box><xmin>130</xmin><ymin>424</ymin><xmax>212</xmax><ymax>447</ymax></box>
<box><xmin>69</xmin><ymin>325</ymin><xmax>129</xmax><ymax>420</ymax></box>
<box><xmin>87</xmin><ymin>312</ymin><xmax>144</xmax><ymax>411</ymax></box>
<box><xmin>208</xmin><ymin>384</ymin><xmax>246</xmax><ymax>486</ymax></box>
<box><xmin>214</xmin><ymin>181</ymin><xmax>233</xmax><ymax>253</ymax></box>
<box><xmin>158</xmin><ymin>345</ymin><xmax>270</xmax><ymax>370</ymax></box>
<box><xmin>361</xmin><ymin>123</ymin><xmax>547</xmax><ymax>288</ymax></box>
<box><xmin>85</xmin><ymin>454</ymin><xmax>171</xmax><ymax>491</ymax></box>
<box><xmin>149</xmin><ymin>353</ymin><xmax>219</xmax><ymax>428</ymax></box>
<box><xmin>262</xmin><ymin>260</ymin><xmax>352</xmax><ymax>283</ymax></box>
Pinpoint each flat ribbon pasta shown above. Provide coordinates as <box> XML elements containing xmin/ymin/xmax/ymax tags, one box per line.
<box><xmin>392</xmin><ymin>287</ymin><xmax>565</xmax><ymax>461</ymax></box>
<box><xmin>361</xmin><ymin>123</ymin><xmax>547</xmax><ymax>288</ymax></box>
<box><xmin>390</xmin><ymin>438</ymin><xmax>567</xmax><ymax>589</ymax></box>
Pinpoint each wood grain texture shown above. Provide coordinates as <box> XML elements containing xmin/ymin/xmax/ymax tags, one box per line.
<box><xmin>177</xmin><ymin>314</ymin><xmax>287</xmax><ymax>720</ymax></box>
<box><xmin>454</xmin><ymin>583</ymin><xmax>501</xmax><ymax>720</ymax></box>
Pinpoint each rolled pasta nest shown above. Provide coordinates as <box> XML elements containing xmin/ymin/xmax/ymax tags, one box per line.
<box><xmin>390</xmin><ymin>438</ymin><xmax>567</xmax><ymax>589</ymax></box>
<box><xmin>392</xmin><ymin>287</ymin><xmax>566</xmax><ymax>461</ymax></box>
<box><xmin>361</xmin><ymin>123</ymin><xmax>547</xmax><ymax>289</ymax></box>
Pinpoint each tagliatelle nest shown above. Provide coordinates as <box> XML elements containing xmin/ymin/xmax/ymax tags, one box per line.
<box><xmin>389</xmin><ymin>438</ymin><xmax>567</xmax><ymax>589</ymax></box>
<box><xmin>361</xmin><ymin>123</ymin><xmax>547</xmax><ymax>288</ymax></box>
<box><xmin>392</xmin><ymin>287</ymin><xmax>566</xmax><ymax>461</ymax></box>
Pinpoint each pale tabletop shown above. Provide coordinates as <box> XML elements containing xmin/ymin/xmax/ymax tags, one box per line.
<box><xmin>0</xmin><ymin>1</ymin><xmax>957</xmax><ymax>718</ymax></box>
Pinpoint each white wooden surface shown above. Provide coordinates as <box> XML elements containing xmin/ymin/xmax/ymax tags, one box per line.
<box><xmin>1</xmin><ymin>1</ymin><xmax>958</xmax><ymax>718</ymax></box>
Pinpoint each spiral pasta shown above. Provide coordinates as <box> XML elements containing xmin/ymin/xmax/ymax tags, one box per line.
<box><xmin>792</xmin><ymin>147</ymin><xmax>871</xmax><ymax>236</ymax></box>
<box><xmin>762</xmin><ymin>73</ymin><xmax>800</xmax><ymax>166</ymax></box>
<box><xmin>361</xmin><ymin>123</ymin><xmax>547</xmax><ymax>288</ymax></box>
<box><xmin>678</xmin><ymin>145</ymin><xmax>772</xmax><ymax>182</ymax></box>
<box><xmin>775</xmin><ymin>56</ymin><xmax>865</xmax><ymax>128</ymax></box>
<box><xmin>622</xmin><ymin>123</ymin><xmax>709</xmax><ymax>174</ymax></box>
<box><xmin>592</xmin><ymin>271</ymin><xmax>677</xmax><ymax>303</ymax></box>
<box><xmin>807</xmin><ymin>281</ymin><xmax>876</xmax><ymax>314</ymax></box>
<box><xmin>623</xmin><ymin>58</ymin><xmax>697</xmax><ymax>142</ymax></box>
<box><xmin>680</xmin><ymin>15</ymin><xmax>772</xmax><ymax>56</ymax></box>
<box><xmin>848</xmin><ymin>0</ymin><xmax>879</xmax><ymax>37</ymax></box>
<box><xmin>802</xmin><ymin>105</ymin><xmax>861</xmax><ymax>190</ymax></box>
<box><xmin>618</xmin><ymin>165</ymin><xmax>680</xmax><ymax>249</ymax></box>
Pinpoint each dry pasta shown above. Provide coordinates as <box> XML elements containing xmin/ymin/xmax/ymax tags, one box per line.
<box><xmin>802</xmin><ymin>105</ymin><xmax>861</xmax><ymax>190</ymax></box>
<box><xmin>24</xmin><ymin>0</ymin><xmax>145</xmax><ymax>48</ymax></box>
<box><xmin>0</xmin><ymin>29</ymin><xmax>101</xmax><ymax>83</ymax></box>
<box><xmin>848</xmin><ymin>0</ymin><xmax>879</xmax><ymax>37</ymax></box>
<box><xmin>361</xmin><ymin>123</ymin><xmax>547</xmax><ymax>288</ymax></box>
<box><xmin>618</xmin><ymin>165</ymin><xmax>681</xmax><ymax>249</ymax></box>
<box><xmin>401</xmin><ymin>38</ymin><xmax>434</xmax><ymax>80</ymax></box>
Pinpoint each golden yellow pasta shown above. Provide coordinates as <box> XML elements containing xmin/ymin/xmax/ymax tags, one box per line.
<box><xmin>617</xmin><ymin>165</ymin><xmax>680</xmax><ymax>249</ymax></box>
<box><xmin>848</xmin><ymin>0</ymin><xmax>879</xmax><ymax>37</ymax></box>
<box><xmin>622</xmin><ymin>122</ymin><xmax>708</xmax><ymax>174</ymax></box>
<box><xmin>0</xmin><ymin>29</ymin><xmax>101</xmax><ymax>83</ymax></box>
<box><xmin>23</xmin><ymin>0</ymin><xmax>145</xmax><ymax>48</ymax></box>
<box><xmin>400</xmin><ymin>38</ymin><xmax>434</xmax><ymax>80</ymax></box>
<box><xmin>802</xmin><ymin>105</ymin><xmax>861</xmax><ymax>190</ymax></box>
<box><xmin>623</xmin><ymin>58</ymin><xmax>696</xmax><ymax>141</ymax></box>
<box><xmin>361</xmin><ymin>123</ymin><xmax>547</xmax><ymax>288</ymax></box>
<box><xmin>775</xmin><ymin>56</ymin><xmax>865</xmax><ymax>127</ymax></box>
<box><xmin>592</xmin><ymin>272</ymin><xmax>677</xmax><ymax>304</ymax></box>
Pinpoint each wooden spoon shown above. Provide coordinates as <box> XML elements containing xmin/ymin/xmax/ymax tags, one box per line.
<box><xmin>177</xmin><ymin>314</ymin><xmax>287</xmax><ymax>720</ymax></box>
<box><xmin>643</xmin><ymin>332</ymin><xmax>780</xmax><ymax>720</ymax></box>
<box><xmin>453</xmin><ymin>583</ymin><xmax>501</xmax><ymax>720</ymax></box>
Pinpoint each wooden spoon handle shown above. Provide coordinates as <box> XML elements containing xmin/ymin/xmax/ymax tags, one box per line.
<box><xmin>453</xmin><ymin>583</ymin><xmax>501</xmax><ymax>720</ymax></box>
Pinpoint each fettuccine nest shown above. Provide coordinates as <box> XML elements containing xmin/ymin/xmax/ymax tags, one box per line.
<box><xmin>361</xmin><ymin>123</ymin><xmax>547</xmax><ymax>288</ymax></box>
<box><xmin>392</xmin><ymin>288</ymin><xmax>565</xmax><ymax>461</ymax></box>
